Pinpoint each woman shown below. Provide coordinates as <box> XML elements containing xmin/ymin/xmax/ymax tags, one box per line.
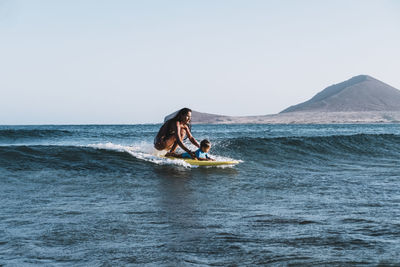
<box><xmin>154</xmin><ymin>108</ymin><xmax>200</xmax><ymax>159</ymax></box>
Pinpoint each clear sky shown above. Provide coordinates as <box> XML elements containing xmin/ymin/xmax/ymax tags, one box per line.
<box><xmin>1</xmin><ymin>0</ymin><xmax>399</xmax><ymax>124</ymax></box>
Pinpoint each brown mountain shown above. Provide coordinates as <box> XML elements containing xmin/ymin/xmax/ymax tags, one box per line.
<box><xmin>163</xmin><ymin>75</ymin><xmax>400</xmax><ymax>124</ymax></box>
<box><xmin>280</xmin><ymin>75</ymin><xmax>400</xmax><ymax>113</ymax></box>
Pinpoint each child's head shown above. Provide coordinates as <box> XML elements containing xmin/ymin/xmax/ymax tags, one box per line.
<box><xmin>200</xmin><ymin>139</ymin><xmax>211</xmax><ymax>153</ymax></box>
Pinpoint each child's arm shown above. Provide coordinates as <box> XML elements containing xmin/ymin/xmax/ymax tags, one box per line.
<box><xmin>197</xmin><ymin>155</ymin><xmax>214</xmax><ymax>161</ymax></box>
<box><xmin>206</xmin><ymin>155</ymin><xmax>215</xmax><ymax>161</ymax></box>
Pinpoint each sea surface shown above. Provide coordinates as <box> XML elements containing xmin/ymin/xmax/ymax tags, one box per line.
<box><xmin>1</xmin><ymin>124</ymin><xmax>399</xmax><ymax>266</ymax></box>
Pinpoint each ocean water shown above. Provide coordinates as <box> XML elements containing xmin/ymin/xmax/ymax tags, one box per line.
<box><xmin>1</xmin><ymin>124</ymin><xmax>399</xmax><ymax>266</ymax></box>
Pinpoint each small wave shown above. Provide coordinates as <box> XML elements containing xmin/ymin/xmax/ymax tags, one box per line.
<box><xmin>0</xmin><ymin>141</ymin><xmax>242</xmax><ymax>171</ymax></box>
<box><xmin>214</xmin><ymin>133</ymin><xmax>400</xmax><ymax>160</ymax></box>
<box><xmin>3</xmin><ymin>133</ymin><xmax>396</xmax><ymax>171</ymax></box>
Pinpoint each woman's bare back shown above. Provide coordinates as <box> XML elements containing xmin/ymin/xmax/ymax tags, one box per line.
<box><xmin>154</xmin><ymin>120</ymin><xmax>187</xmax><ymax>151</ymax></box>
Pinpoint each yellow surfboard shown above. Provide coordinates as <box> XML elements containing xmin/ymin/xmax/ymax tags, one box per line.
<box><xmin>164</xmin><ymin>157</ymin><xmax>239</xmax><ymax>166</ymax></box>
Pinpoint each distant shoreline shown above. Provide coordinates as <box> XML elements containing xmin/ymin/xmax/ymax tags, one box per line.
<box><xmin>191</xmin><ymin>111</ymin><xmax>400</xmax><ymax>124</ymax></box>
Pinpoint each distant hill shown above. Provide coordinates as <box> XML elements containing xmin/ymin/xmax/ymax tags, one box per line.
<box><xmin>190</xmin><ymin>111</ymin><xmax>233</xmax><ymax>124</ymax></box>
<box><xmin>280</xmin><ymin>75</ymin><xmax>400</xmax><ymax>113</ymax></box>
<box><xmin>163</xmin><ymin>110</ymin><xmax>234</xmax><ymax>124</ymax></box>
<box><xmin>163</xmin><ymin>75</ymin><xmax>400</xmax><ymax>124</ymax></box>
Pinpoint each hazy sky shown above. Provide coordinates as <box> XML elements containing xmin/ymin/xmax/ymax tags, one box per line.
<box><xmin>1</xmin><ymin>0</ymin><xmax>399</xmax><ymax>124</ymax></box>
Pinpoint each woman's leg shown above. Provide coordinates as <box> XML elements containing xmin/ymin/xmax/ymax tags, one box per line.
<box><xmin>154</xmin><ymin>136</ymin><xmax>176</xmax><ymax>151</ymax></box>
<box><xmin>165</xmin><ymin>151</ymin><xmax>183</xmax><ymax>158</ymax></box>
<box><xmin>169</xmin><ymin>141</ymin><xmax>178</xmax><ymax>152</ymax></box>
<box><xmin>154</xmin><ymin>137</ymin><xmax>167</xmax><ymax>150</ymax></box>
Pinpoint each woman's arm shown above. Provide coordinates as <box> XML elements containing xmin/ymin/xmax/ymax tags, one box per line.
<box><xmin>174</xmin><ymin>122</ymin><xmax>196</xmax><ymax>158</ymax></box>
<box><xmin>185</xmin><ymin>126</ymin><xmax>200</xmax><ymax>148</ymax></box>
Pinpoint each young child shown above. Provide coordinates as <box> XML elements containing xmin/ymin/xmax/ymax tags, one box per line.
<box><xmin>181</xmin><ymin>139</ymin><xmax>214</xmax><ymax>161</ymax></box>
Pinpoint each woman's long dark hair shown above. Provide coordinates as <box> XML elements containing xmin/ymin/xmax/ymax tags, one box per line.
<box><xmin>171</xmin><ymin>108</ymin><xmax>192</xmax><ymax>123</ymax></box>
<box><xmin>168</xmin><ymin>107</ymin><xmax>192</xmax><ymax>139</ymax></box>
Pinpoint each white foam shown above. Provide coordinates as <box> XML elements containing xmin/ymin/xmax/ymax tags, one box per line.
<box><xmin>86</xmin><ymin>142</ymin><xmax>193</xmax><ymax>168</ymax></box>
